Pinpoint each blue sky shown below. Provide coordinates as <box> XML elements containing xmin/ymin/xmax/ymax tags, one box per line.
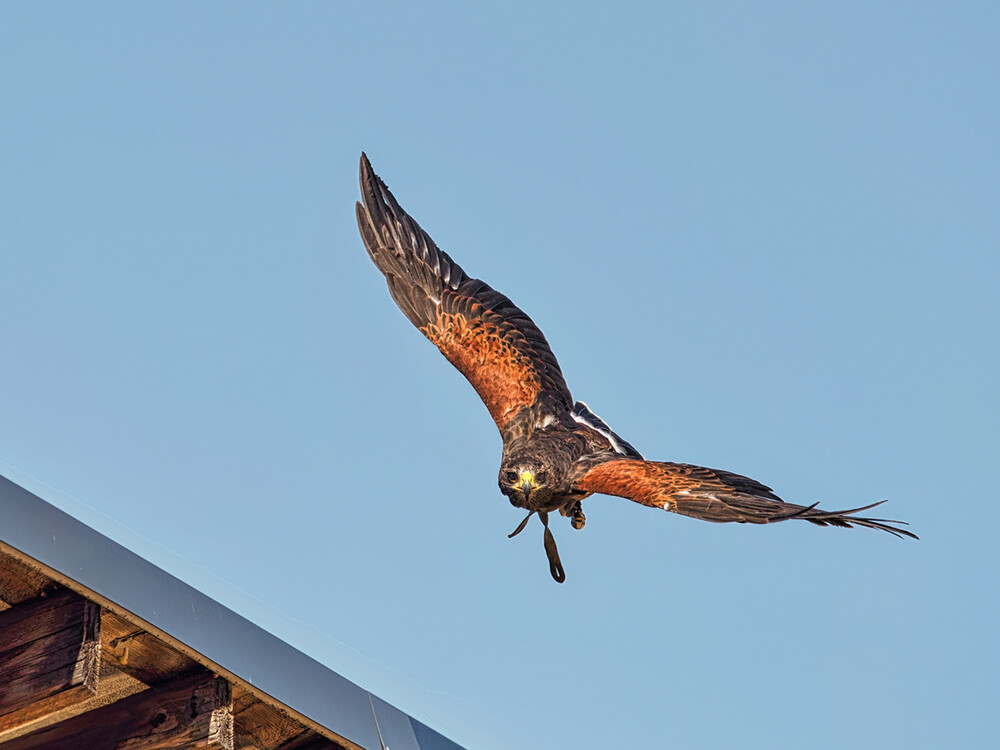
<box><xmin>2</xmin><ymin>3</ymin><xmax>997</xmax><ymax>748</ymax></box>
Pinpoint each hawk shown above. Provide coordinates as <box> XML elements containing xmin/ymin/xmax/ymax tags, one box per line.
<box><xmin>355</xmin><ymin>153</ymin><xmax>915</xmax><ymax>582</ymax></box>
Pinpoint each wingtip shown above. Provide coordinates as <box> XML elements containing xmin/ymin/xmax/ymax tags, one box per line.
<box><xmin>807</xmin><ymin>498</ymin><xmax>918</xmax><ymax>540</ymax></box>
<box><xmin>357</xmin><ymin>152</ymin><xmax>385</xmax><ymax>221</ymax></box>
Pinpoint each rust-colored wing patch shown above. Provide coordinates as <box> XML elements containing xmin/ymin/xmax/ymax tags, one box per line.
<box><xmin>422</xmin><ymin>305</ymin><xmax>547</xmax><ymax>429</ymax></box>
<box><xmin>356</xmin><ymin>154</ymin><xmax>571</xmax><ymax>432</ymax></box>
<box><xmin>573</xmin><ymin>458</ymin><xmax>917</xmax><ymax>538</ymax></box>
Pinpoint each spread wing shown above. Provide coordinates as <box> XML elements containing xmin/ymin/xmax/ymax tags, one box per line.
<box><xmin>573</xmin><ymin>458</ymin><xmax>917</xmax><ymax>538</ymax></box>
<box><xmin>355</xmin><ymin>153</ymin><xmax>572</xmax><ymax>433</ymax></box>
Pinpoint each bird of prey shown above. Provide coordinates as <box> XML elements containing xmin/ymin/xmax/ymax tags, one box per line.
<box><xmin>355</xmin><ymin>153</ymin><xmax>915</xmax><ymax>582</ymax></box>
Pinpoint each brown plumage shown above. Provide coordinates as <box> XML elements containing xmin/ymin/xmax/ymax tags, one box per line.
<box><xmin>572</xmin><ymin>459</ymin><xmax>913</xmax><ymax>535</ymax></box>
<box><xmin>355</xmin><ymin>153</ymin><xmax>916</xmax><ymax>583</ymax></box>
<box><xmin>355</xmin><ymin>156</ymin><xmax>570</xmax><ymax>434</ymax></box>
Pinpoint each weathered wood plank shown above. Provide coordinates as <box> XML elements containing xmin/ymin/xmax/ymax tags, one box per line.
<box><xmin>100</xmin><ymin>610</ymin><xmax>200</xmax><ymax>685</ymax></box>
<box><xmin>1</xmin><ymin>670</ymin><xmax>234</xmax><ymax>750</ymax></box>
<box><xmin>233</xmin><ymin>690</ymin><xmax>338</xmax><ymax>750</ymax></box>
<box><xmin>0</xmin><ymin>663</ymin><xmax>147</xmax><ymax>744</ymax></box>
<box><xmin>0</xmin><ymin>588</ymin><xmax>100</xmax><ymax>730</ymax></box>
<box><xmin>0</xmin><ymin>551</ymin><xmax>53</xmax><ymax>611</ymax></box>
<box><xmin>0</xmin><ymin>544</ymin><xmax>361</xmax><ymax>750</ymax></box>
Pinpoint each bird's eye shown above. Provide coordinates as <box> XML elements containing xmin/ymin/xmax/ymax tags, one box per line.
<box><xmin>536</xmin><ymin>471</ymin><xmax>547</xmax><ymax>483</ymax></box>
<box><xmin>505</xmin><ymin>471</ymin><xmax>518</xmax><ymax>483</ymax></box>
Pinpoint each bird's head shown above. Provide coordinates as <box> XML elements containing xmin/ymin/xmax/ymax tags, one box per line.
<box><xmin>499</xmin><ymin>458</ymin><xmax>559</xmax><ymax>510</ymax></box>
<box><xmin>500</xmin><ymin>450</ymin><xmax>570</xmax><ymax>583</ymax></box>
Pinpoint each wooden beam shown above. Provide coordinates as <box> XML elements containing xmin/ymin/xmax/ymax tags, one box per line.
<box><xmin>0</xmin><ymin>665</ymin><xmax>148</xmax><ymax>745</ymax></box>
<box><xmin>0</xmin><ymin>550</ymin><xmax>53</xmax><ymax>610</ymax></box>
<box><xmin>233</xmin><ymin>691</ymin><xmax>350</xmax><ymax>750</ymax></box>
<box><xmin>0</xmin><ymin>542</ymin><xmax>362</xmax><ymax>750</ymax></box>
<box><xmin>101</xmin><ymin>610</ymin><xmax>200</xmax><ymax>686</ymax></box>
<box><xmin>0</xmin><ymin>588</ymin><xmax>100</xmax><ymax>731</ymax></box>
<box><xmin>1</xmin><ymin>670</ymin><xmax>234</xmax><ymax>750</ymax></box>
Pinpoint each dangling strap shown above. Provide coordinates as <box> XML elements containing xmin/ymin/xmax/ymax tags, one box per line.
<box><xmin>539</xmin><ymin>512</ymin><xmax>566</xmax><ymax>583</ymax></box>
<box><xmin>508</xmin><ymin>511</ymin><xmax>535</xmax><ymax>538</ymax></box>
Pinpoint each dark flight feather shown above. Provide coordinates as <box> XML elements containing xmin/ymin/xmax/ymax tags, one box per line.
<box><xmin>356</xmin><ymin>153</ymin><xmax>572</xmax><ymax>432</ymax></box>
<box><xmin>573</xmin><ymin>458</ymin><xmax>917</xmax><ymax>538</ymax></box>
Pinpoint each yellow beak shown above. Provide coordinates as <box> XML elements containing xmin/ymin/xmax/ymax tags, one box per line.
<box><xmin>519</xmin><ymin>471</ymin><xmax>536</xmax><ymax>500</ymax></box>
